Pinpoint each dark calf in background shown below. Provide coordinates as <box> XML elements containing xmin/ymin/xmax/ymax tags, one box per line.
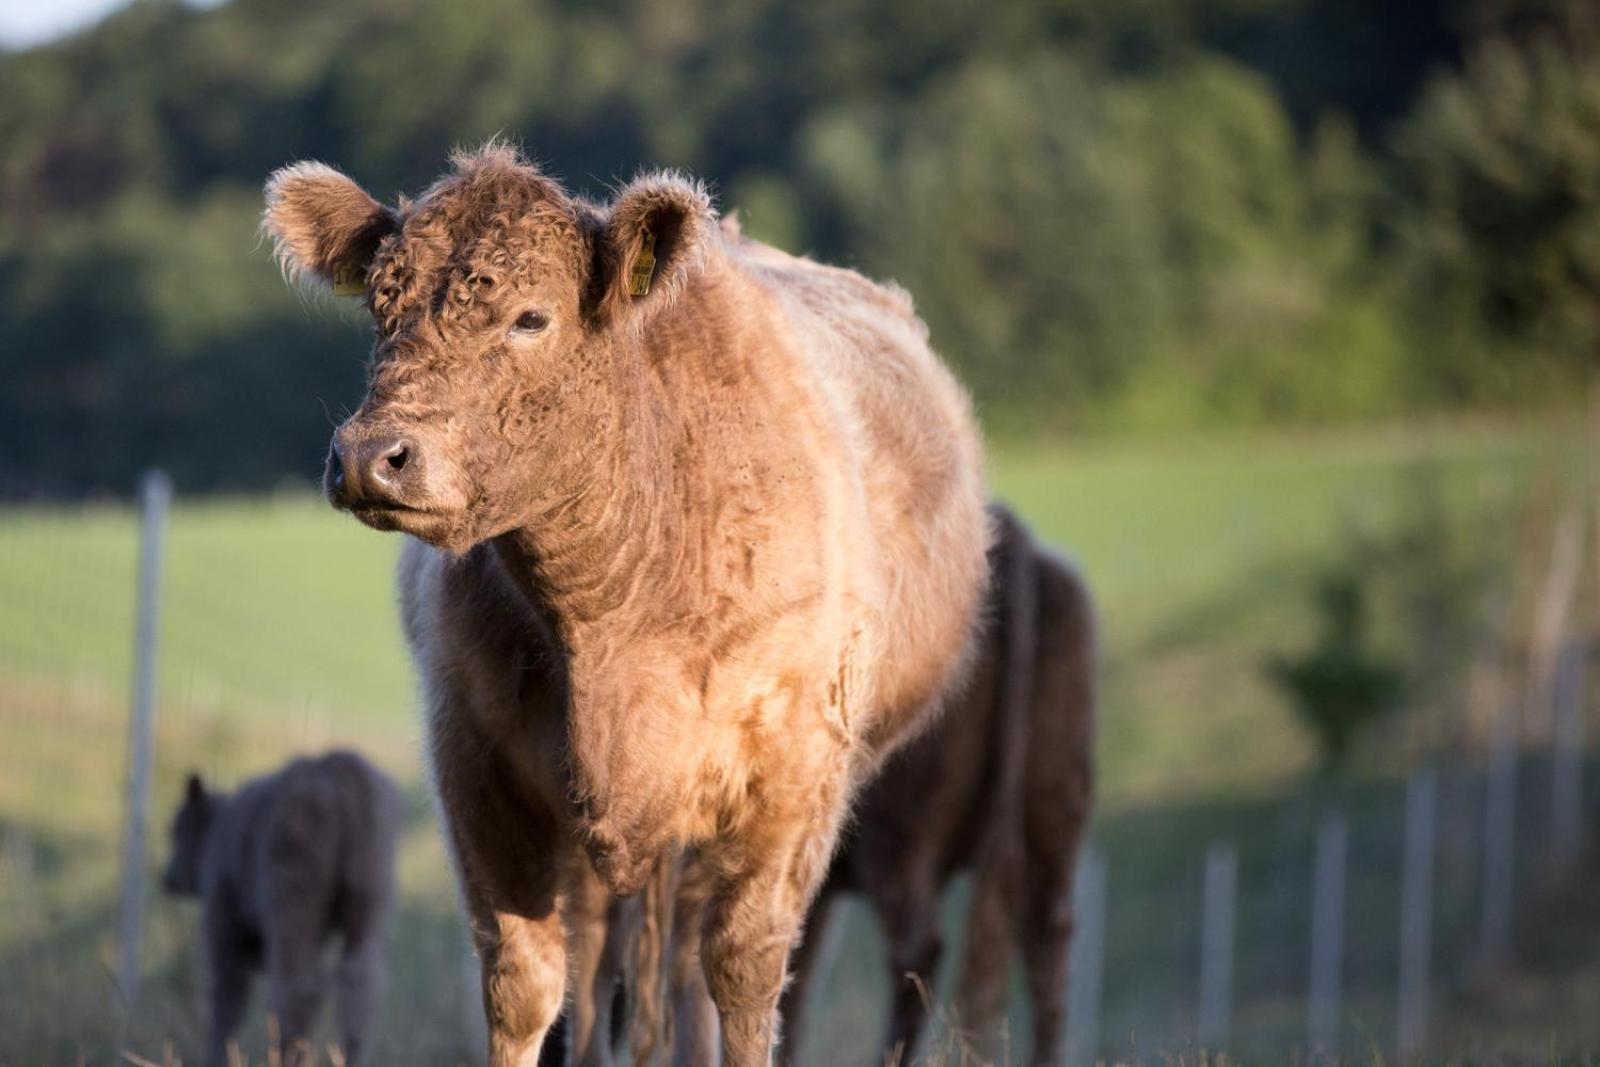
<box><xmin>779</xmin><ymin>504</ymin><xmax>1097</xmax><ymax>1066</ymax></box>
<box><xmin>163</xmin><ymin>750</ymin><xmax>401</xmax><ymax>1067</ymax></box>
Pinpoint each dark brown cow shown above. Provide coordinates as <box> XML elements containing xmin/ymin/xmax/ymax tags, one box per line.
<box><xmin>779</xmin><ymin>503</ymin><xmax>1097</xmax><ymax>1066</ymax></box>
<box><xmin>162</xmin><ymin>751</ymin><xmax>401</xmax><ymax>1067</ymax></box>
<box><xmin>262</xmin><ymin>144</ymin><xmax>989</xmax><ymax>1067</ymax></box>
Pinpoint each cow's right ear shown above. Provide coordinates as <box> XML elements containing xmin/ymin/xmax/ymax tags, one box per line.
<box><xmin>263</xmin><ymin>162</ymin><xmax>399</xmax><ymax>294</ymax></box>
<box><xmin>184</xmin><ymin>773</ymin><xmax>206</xmax><ymax>804</ymax></box>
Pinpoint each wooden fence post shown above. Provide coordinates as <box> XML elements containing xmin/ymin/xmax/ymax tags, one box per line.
<box><xmin>1524</xmin><ymin>508</ymin><xmax>1581</xmax><ymax>744</ymax></box>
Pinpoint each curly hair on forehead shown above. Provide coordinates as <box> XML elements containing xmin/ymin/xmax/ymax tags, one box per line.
<box><xmin>368</xmin><ymin>143</ymin><xmax>595</xmax><ymax>336</ymax></box>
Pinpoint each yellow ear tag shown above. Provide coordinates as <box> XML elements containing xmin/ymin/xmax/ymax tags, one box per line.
<box><xmin>628</xmin><ymin>230</ymin><xmax>657</xmax><ymax>298</ymax></box>
<box><xmin>331</xmin><ymin>262</ymin><xmax>365</xmax><ymax>297</ymax></box>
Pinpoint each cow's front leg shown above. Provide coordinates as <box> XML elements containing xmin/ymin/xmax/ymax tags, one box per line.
<box><xmin>565</xmin><ymin>859</ymin><xmax>633</xmax><ymax>1067</ymax></box>
<box><xmin>702</xmin><ymin>871</ymin><xmax>795</xmax><ymax>1066</ymax></box>
<box><xmin>669</xmin><ymin>853</ymin><xmax>721</xmax><ymax>1066</ymax></box>
<box><xmin>202</xmin><ymin>929</ymin><xmax>254</xmax><ymax>1067</ymax></box>
<box><xmin>433</xmin><ymin>703</ymin><xmax>571</xmax><ymax>1067</ymax></box>
<box><xmin>468</xmin><ymin>896</ymin><xmax>566</xmax><ymax>1067</ymax></box>
<box><xmin>702</xmin><ymin>802</ymin><xmax>845</xmax><ymax>1067</ymax></box>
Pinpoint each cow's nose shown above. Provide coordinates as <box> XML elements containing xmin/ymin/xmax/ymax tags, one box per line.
<box><xmin>326</xmin><ymin>432</ymin><xmax>419</xmax><ymax>508</ymax></box>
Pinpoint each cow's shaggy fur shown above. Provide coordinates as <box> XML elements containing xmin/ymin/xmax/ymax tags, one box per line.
<box><xmin>163</xmin><ymin>751</ymin><xmax>401</xmax><ymax>1067</ymax></box>
<box><xmin>262</xmin><ymin>144</ymin><xmax>989</xmax><ymax>1066</ymax></box>
<box><xmin>479</xmin><ymin>505</ymin><xmax>1096</xmax><ymax>1067</ymax></box>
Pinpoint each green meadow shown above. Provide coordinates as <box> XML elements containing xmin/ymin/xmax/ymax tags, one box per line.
<box><xmin>0</xmin><ymin>418</ymin><xmax>1585</xmax><ymax>1063</ymax></box>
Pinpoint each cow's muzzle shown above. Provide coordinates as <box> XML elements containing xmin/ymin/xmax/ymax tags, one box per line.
<box><xmin>325</xmin><ymin>425</ymin><xmax>423</xmax><ymax>513</ymax></box>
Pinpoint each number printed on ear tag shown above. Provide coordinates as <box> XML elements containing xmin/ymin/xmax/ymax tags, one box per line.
<box><xmin>629</xmin><ymin>230</ymin><xmax>657</xmax><ymax>297</ymax></box>
<box><xmin>331</xmin><ymin>262</ymin><xmax>365</xmax><ymax>297</ymax></box>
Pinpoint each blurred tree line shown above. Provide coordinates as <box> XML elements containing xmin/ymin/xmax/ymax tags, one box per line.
<box><xmin>1</xmin><ymin>0</ymin><xmax>1596</xmax><ymax>493</ymax></box>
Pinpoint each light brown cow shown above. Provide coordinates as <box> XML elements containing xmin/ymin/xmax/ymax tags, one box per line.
<box><xmin>262</xmin><ymin>143</ymin><xmax>988</xmax><ymax>1067</ymax></box>
<box><xmin>649</xmin><ymin>504</ymin><xmax>1096</xmax><ymax>1066</ymax></box>
<box><xmin>557</xmin><ymin>510</ymin><xmax>1094</xmax><ymax>1066</ymax></box>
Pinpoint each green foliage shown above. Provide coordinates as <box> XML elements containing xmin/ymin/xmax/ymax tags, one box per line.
<box><xmin>0</xmin><ymin>0</ymin><xmax>1581</xmax><ymax>491</ymax></box>
<box><xmin>805</xmin><ymin>51</ymin><xmax>1423</xmax><ymax>433</ymax></box>
<box><xmin>1265</xmin><ymin>463</ymin><xmax>1508</xmax><ymax>771</ymax></box>
<box><xmin>1268</xmin><ymin>570</ymin><xmax>1404</xmax><ymax>769</ymax></box>
<box><xmin>804</xmin><ymin>52</ymin><xmax>1169</xmax><ymax>422</ymax></box>
<box><xmin>1397</xmin><ymin>6</ymin><xmax>1600</xmax><ymax>392</ymax></box>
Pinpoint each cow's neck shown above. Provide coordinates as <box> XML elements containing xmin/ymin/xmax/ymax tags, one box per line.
<box><xmin>492</xmin><ymin>320</ymin><xmax>693</xmax><ymax>649</ymax></box>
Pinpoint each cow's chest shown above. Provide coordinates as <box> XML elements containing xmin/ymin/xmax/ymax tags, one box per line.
<box><xmin>563</xmin><ymin>623</ymin><xmax>863</xmax><ymax>853</ymax></box>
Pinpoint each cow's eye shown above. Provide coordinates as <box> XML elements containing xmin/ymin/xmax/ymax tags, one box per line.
<box><xmin>512</xmin><ymin>310</ymin><xmax>549</xmax><ymax>334</ymax></box>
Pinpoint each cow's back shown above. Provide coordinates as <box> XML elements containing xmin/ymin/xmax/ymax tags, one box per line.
<box><xmin>734</xmin><ymin>238</ymin><xmax>989</xmax><ymax>752</ymax></box>
<box><xmin>309</xmin><ymin>751</ymin><xmax>401</xmax><ymax>936</ymax></box>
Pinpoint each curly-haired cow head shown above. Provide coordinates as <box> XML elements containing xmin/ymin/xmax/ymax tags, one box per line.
<box><xmin>263</xmin><ymin>144</ymin><xmax>715</xmax><ymax>554</ymax></box>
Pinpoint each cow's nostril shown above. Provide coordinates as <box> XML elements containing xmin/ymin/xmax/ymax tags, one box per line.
<box><xmin>368</xmin><ymin>438</ymin><xmax>417</xmax><ymax>492</ymax></box>
<box><xmin>326</xmin><ymin>443</ymin><xmax>346</xmax><ymax>493</ymax></box>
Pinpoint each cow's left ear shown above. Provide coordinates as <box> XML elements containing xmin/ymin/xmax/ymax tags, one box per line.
<box><xmin>590</xmin><ymin>172</ymin><xmax>715</xmax><ymax>327</ymax></box>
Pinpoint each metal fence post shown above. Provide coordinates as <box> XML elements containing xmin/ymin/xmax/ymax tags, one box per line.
<box><xmin>462</xmin><ymin>926</ymin><xmax>487</xmax><ymax>1058</ymax></box>
<box><xmin>1480</xmin><ymin>703</ymin><xmax>1517</xmax><ymax>966</ymax></box>
<box><xmin>1552</xmin><ymin>638</ymin><xmax>1586</xmax><ymax>872</ymax></box>
<box><xmin>117</xmin><ymin>469</ymin><xmax>171</xmax><ymax>1012</ymax></box>
<box><xmin>1398</xmin><ymin>768</ymin><xmax>1437</xmax><ymax>1059</ymax></box>
<box><xmin>1198</xmin><ymin>840</ymin><xmax>1237</xmax><ymax>1051</ymax></box>
<box><xmin>3</xmin><ymin>824</ymin><xmax>35</xmax><ymax>905</ymax></box>
<box><xmin>1307</xmin><ymin>812</ymin><xmax>1346</xmax><ymax>1061</ymax></box>
<box><xmin>1067</xmin><ymin>844</ymin><xmax>1106</xmax><ymax>1067</ymax></box>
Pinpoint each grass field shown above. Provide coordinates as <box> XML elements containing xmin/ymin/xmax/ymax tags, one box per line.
<box><xmin>0</xmin><ymin>418</ymin><xmax>1588</xmax><ymax>1064</ymax></box>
